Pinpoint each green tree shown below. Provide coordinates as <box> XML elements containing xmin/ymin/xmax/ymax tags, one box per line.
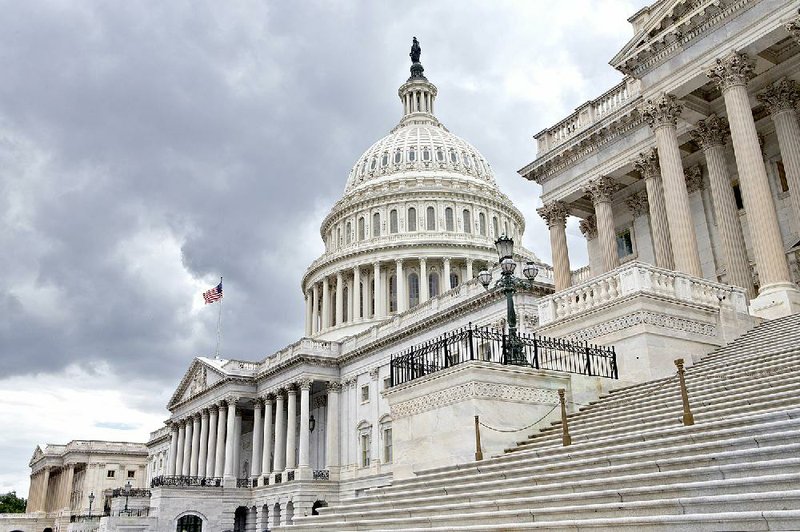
<box><xmin>0</xmin><ymin>491</ymin><xmax>27</xmax><ymax>513</ymax></box>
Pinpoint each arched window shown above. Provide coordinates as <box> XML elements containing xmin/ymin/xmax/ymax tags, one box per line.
<box><xmin>233</xmin><ymin>507</ymin><xmax>247</xmax><ymax>532</ymax></box>
<box><xmin>343</xmin><ymin>286</ymin><xmax>349</xmax><ymax>322</ymax></box>
<box><xmin>394</xmin><ymin>149</ymin><xmax>402</xmax><ymax>164</ymax></box>
<box><xmin>436</xmin><ymin>148</ymin><xmax>445</xmax><ymax>162</ymax></box>
<box><xmin>381</xmin><ymin>152</ymin><xmax>389</xmax><ymax>167</ymax></box>
<box><xmin>463</xmin><ymin>209</ymin><xmax>472</xmax><ymax>233</ymax></box>
<box><xmin>504</xmin><ymin>222</ymin><xmax>508</xmax><ymax>236</ymax></box>
<box><xmin>370</xmin><ymin>157</ymin><xmax>377</xmax><ymax>171</ymax></box>
<box><xmin>372</xmin><ymin>213</ymin><xmax>380</xmax><ymax>237</ymax></box>
<box><xmin>449</xmin><ymin>150</ymin><xmax>458</xmax><ymax>164</ymax></box>
<box><xmin>359</xmin><ymin>281</ymin><xmax>364</xmax><ymax>318</ymax></box>
<box><xmin>492</xmin><ymin>216</ymin><xmax>499</xmax><ymax>237</ymax></box>
<box><xmin>346</xmin><ymin>222</ymin><xmax>352</xmax><ymax>244</ymax></box>
<box><xmin>426</xmin><ymin>206</ymin><xmax>436</xmax><ymax>230</ymax></box>
<box><xmin>450</xmin><ymin>272</ymin><xmax>460</xmax><ymax>289</ymax></box>
<box><xmin>286</xmin><ymin>502</ymin><xmax>295</xmax><ymax>525</ymax></box>
<box><xmin>176</xmin><ymin>515</ymin><xmax>202</xmax><ymax>532</ymax></box>
<box><xmin>358</xmin><ymin>217</ymin><xmax>365</xmax><ymax>240</ymax></box>
<box><xmin>337</xmin><ymin>228</ymin><xmax>341</xmax><ymax>248</ymax></box>
<box><xmin>429</xmin><ymin>272</ymin><xmax>440</xmax><ymax>297</ymax></box>
<box><xmin>408</xmin><ymin>147</ymin><xmax>416</xmax><ymax>162</ymax></box>
<box><xmin>445</xmin><ymin>208</ymin><xmax>454</xmax><ymax>231</ymax></box>
<box><xmin>463</xmin><ymin>153</ymin><xmax>471</xmax><ymax>167</ymax></box>
<box><xmin>389</xmin><ymin>275</ymin><xmax>397</xmax><ymax>313</ymax></box>
<box><xmin>273</xmin><ymin>504</ymin><xmax>281</xmax><ymax>528</ymax></box>
<box><xmin>407</xmin><ymin>207</ymin><xmax>417</xmax><ymax>231</ymax></box>
<box><xmin>479</xmin><ymin>213</ymin><xmax>487</xmax><ymax>236</ymax></box>
<box><xmin>408</xmin><ymin>273</ymin><xmax>420</xmax><ymax>308</ymax></box>
<box><xmin>422</xmin><ymin>147</ymin><xmax>431</xmax><ymax>161</ymax></box>
<box><xmin>390</xmin><ymin>210</ymin><xmax>398</xmax><ymax>234</ymax></box>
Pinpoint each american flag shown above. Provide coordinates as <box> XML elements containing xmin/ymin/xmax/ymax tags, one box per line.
<box><xmin>203</xmin><ymin>281</ymin><xmax>223</xmax><ymax>304</ymax></box>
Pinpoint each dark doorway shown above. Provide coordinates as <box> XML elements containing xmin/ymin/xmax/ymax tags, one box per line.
<box><xmin>176</xmin><ymin>515</ymin><xmax>202</xmax><ymax>532</ymax></box>
<box><xmin>311</xmin><ymin>500</ymin><xmax>328</xmax><ymax>516</ymax></box>
<box><xmin>233</xmin><ymin>506</ymin><xmax>248</xmax><ymax>532</ymax></box>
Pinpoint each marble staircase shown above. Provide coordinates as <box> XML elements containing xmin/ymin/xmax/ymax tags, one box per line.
<box><xmin>288</xmin><ymin>314</ymin><xmax>800</xmax><ymax>531</ymax></box>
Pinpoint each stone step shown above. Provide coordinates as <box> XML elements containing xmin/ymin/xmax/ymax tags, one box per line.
<box><xmin>304</xmin><ymin>468</ymin><xmax>800</xmax><ymax>524</ymax></box>
<box><xmin>292</xmin><ymin>490</ymin><xmax>800</xmax><ymax>531</ymax></box>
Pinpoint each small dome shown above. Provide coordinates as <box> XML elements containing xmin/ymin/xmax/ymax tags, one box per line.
<box><xmin>344</xmin><ymin>124</ymin><xmax>497</xmax><ymax>193</ymax></box>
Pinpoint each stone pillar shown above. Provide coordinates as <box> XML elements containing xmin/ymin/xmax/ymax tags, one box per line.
<box><xmin>759</xmin><ymin>79</ymin><xmax>800</xmax><ymax>232</ymax></box>
<box><xmin>466</xmin><ymin>258</ymin><xmax>473</xmax><ymax>281</ymax></box>
<box><xmin>321</xmin><ymin>277</ymin><xmax>330</xmax><ymax>330</ymax></box>
<box><xmin>206</xmin><ymin>406</ymin><xmax>218</xmax><ymax>477</ymax></box>
<box><xmin>181</xmin><ymin>418</ymin><xmax>192</xmax><ymax>476</ymax></box>
<box><xmin>214</xmin><ymin>402</ymin><xmax>227</xmax><ymax>478</ymax></box>
<box><xmin>634</xmin><ymin>149</ymin><xmax>675</xmax><ymax>270</ymax></box>
<box><xmin>311</xmin><ymin>284</ymin><xmax>319</xmax><ymax>334</ymax></box>
<box><xmin>708</xmin><ymin>52</ymin><xmax>798</xmax><ymax>315</ymax></box>
<box><xmin>419</xmin><ymin>258</ymin><xmax>429</xmax><ymax>303</ymax></box>
<box><xmin>443</xmin><ymin>258</ymin><xmax>451</xmax><ymax>290</ymax></box>
<box><xmin>396</xmin><ymin>259</ymin><xmax>406</xmax><ymax>312</ymax></box>
<box><xmin>261</xmin><ymin>395</ymin><xmax>273</xmax><ymax>478</ymax></box>
<box><xmin>233</xmin><ymin>411</ymin><xmax>242</xmax><ymax>479</ymax></box>
<box><xmin>335</xmin><ymin>272</ymin><xmax>343</xmax><ymax>326</ymax></box>
<box><xmin>304</xmin><ymin>291</ymin><xmax>312</xmax><ymax>336</ymax></box>
<box><xmin>251</xmin><ymin>399</ymin><xmax>263</xmax><ymax>478</ymax></box>
<box><xmin>40</xmin><ymin>467</ymin><xmax>50</xmax><ymax>512</ymax></box>
<box><xmin>584</xmin><ymin>177</ymin><xmax>620</xmax><ymax>273</ymax></box>
<box><xmin>175</xmin><ymin>420</ymin><xmax>186</xmax><ymax>476</ymax></box>
<box><xmin>325</xmin><ymin>382</ymin><xmax>341</xmax><ymax>468</ymax></box>
<box><xmin>223</xmin><ymin>397</ymin><xmax>237</xmax><ymax>479</ymax></box>
<box><xmin>168</xmin><ymin>424</ymin><xmax>179</xmax><ymax>475</ymax></box>
<box><xmin>198</xmin><ymin>410</ymin><xmax>209</xmax><ymax>477</ymax></box>
<box><xmin>641</xmin><ymin>94</ymin><xmax>703</xmax><ymax>276</ymax></box>
<box><xmin>273</xmin><ymin>391</ymin><xmax>286</xmax><ymax>472</ymax></box>
<box><xmin>285</xmin><ymin>387</ymin><xmax>298</xmax><ymax>470</ymax></box>
<box><xmin>298</xmin><ymin>380</ymin><xmax>311</xmax><ymax>469</ymax></box>
<box><xmin>353</xmin><ymin>266</ymin><xmax>361</xmax><ymax>321</ymax></box>
<box><xmin>190</xmin><ymin>414</ymin><xmax>201</xmax><ymax>476</ymax></box>
<box><xmin>373</xmin><ymin>263</ymin><xmax>382</xmax><ymax>317</ymax></box>
<box><xmin>537</xmin><ymin>201</ymin><xmax>571</xmax><ymax>290</ymax></box>
<box><xmin>60</xmin><ymin>464</ymin><xmax>74</xmax><ymax>510</ymax></box>
<box><xmin>691</xmin><ymin>115</ymin><xmax>753</xmax><ymax>295</ymax></box>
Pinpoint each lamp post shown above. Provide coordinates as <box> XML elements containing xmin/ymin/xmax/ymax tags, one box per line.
<box><xmin>478</xmin><ymin>235</ymin><xmax>538</xmax><ymax>366</ymax></box>
<box><xmin>123</xmin><ymin>480</ymin><xmax>131</xmax><ymax>514</ymax></box>
<box><xmin>88</xmin><ymin>492</ymin><xmax>95</xmax><ymax>517</ymax></box>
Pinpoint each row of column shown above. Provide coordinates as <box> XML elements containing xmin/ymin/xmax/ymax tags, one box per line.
<box><xmin>168</xmin><ymin>397</ymin><xmax>235</xmax><ymax>479</ymax></box>
<box><xmin>305</xmin><ymin>258</ymin><xmax>476</xmax><ymax>335</ymax></box>
<box><xmin>404</xmin><ymin>88</ymin><xmax>433</xmax><ymax>115</ymax></box>
<box><xmin>26</xmin><ymin>463</ymin><xmax>75</xmax><ymax>513</ymax></box>
<box><xmin>537</xmin><ymin>51</ymin><xmax>800</xmax><ymax>297</ymax></box>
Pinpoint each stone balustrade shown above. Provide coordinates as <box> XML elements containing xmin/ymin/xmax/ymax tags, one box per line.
<box><xmin>570</xmin><ymin>265</ymin><xmax>591</xmax><ymax>285</ymax></box>
<box><xmin>258</xmin><ymin>338</ymin><xmax>340</xmax><ymax>375</ymax></box>
<box><xmin>538</xmin><ymin>261</ymin><xmax>748</xmax><ymax>326</ymax></box>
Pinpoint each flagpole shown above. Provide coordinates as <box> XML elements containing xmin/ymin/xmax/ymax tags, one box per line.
<box><xmin>215</xmin><ymin>276</ymin><xmax>223</xmax><ymax>358</ymax></box>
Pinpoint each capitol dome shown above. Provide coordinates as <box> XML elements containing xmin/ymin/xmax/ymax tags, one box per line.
<box><xmin>301</xmin><ymin>40</ymin><xmax>540</xmax><ymax>341</ymax></box>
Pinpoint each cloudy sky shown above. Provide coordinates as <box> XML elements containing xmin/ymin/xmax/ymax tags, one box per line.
<box><xmin>0</xmin><ymin>0</ymin><xmax>649</xmax><ymax>495</ymax></box>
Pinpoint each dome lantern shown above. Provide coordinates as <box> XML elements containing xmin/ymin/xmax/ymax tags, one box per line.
<box><xmin>398</xmin><ymin>37</ymin><xmax>438</xmax><ymax>127</ymax></box>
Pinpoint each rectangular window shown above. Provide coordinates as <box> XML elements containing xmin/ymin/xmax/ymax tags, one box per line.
<box><xmin>361</xmin><ymin>434</ymin><xmax>371</xmax><ymax>467</ymax></box>
<box><xmin>107</xmin><ymin>470</ymin><xmax>115</xmax><ymax>478</ymax></box>
<box><xmin>777</xmin><ymin>160</ymin><xmax>789</xmax><ymax>193</ymax></box>
<box><xmin>383</xmin><ymin>428</ymin><xmax>393</xmax><ymax>463</ymax></box>
<box><xmin>127</xmin><ymin>470</ymin><xmax>135</xmax><ymax>479</ymax></box>
<box><xmin>616</xmin><ymin>228</ymin><xmax>634</xmax><ymax>258</ymax></box>
<box><xmin>361</xmin><ymin>384</ymin><xmax>370</xmax><ymax>403</ymax></box>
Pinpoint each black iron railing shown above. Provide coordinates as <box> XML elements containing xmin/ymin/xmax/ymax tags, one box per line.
<box><xmin>274</xmin><ymin>473</ymin><xmax>282</xmax><ymax>484</ymax></box>
<box><xmin>111</xmin><ymin>488</ymin><xmax>151</xmax><ymax>498</ymax></box>
<box><xmin>70</xmin><ymin>515</ymin><xmax>103</xmax><ymax>523</ymax></box>
<box><xmin>150</xmin><ymin>475</ymin><xmax>221</xmax><ymax>488</ymax></box>
<box><xmin>313</xmin><ymin>469</ymin><xmax>330</xmax><ymax>480</ymax></box>
<box><xmin>287</xmin><ymin>470</ymin><xmax>295</xmax><ymax>481</ymax></box>
<box><xmin>236</xmin><ymin>478</ymin><xmax>251</xmax><ymax>488</ymax></box>
<box><xmin>390</xmin><ymin>325</ymin><xmax>617</xmax><ymax>387</ymax></box>
<box><xmin>112</xmin><ymin>508</ymin><xmax>150</xmax><ymax>517</ymax></box>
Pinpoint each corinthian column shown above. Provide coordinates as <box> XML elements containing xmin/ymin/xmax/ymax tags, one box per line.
<box><xmin>641</xmin><ymin>94</ymin><xmax>702</xmax><ymax>276</ymax></box>
<box><xmin>206</xmin><ymin>406</ymin><xmax>218</xmax><ymax>476</ymax></box>
<box><xmin>396</xmin><ymin>259</ymin><xmax>406</xmax><ymax>312</ymax></box>
<box><xmin>335</xmin><ymin>272</ymin><xmax>343</xmax><ymax>326</ymax></box>
<box><xmin>419</xmin><ymin>258</ymin><xmax>429</xmax><ymax>303</ymax></box>
<box><xmin>285</xmin><ymin>387</ymin><xmax>298</xmax><ymax>470</ymax></box>
<box><xmin>304</xmin><ymin>291</ymin><xmax>312</xmax><ymax>336</ymax></box>
<box><xmin>298</xmin><ymin>380</ymin><xmax>311</xmax><ymax>469</ymax></box>
<box><xmin>181</xmin><ymin>418</ymin><xmax>192</xmax><ymax>476</ymax></box>
<box><xmin>691</xmin><ymin>115</ymin><xmax>752</xmax><ymax>295</ymax></box>
<box><xmin>251</xmin><ymin>399</ymin><xmax>263</xmax><ymax>479</ymax></box>
<box><xmin>214</xmin><ymin>402</ymin><xmax>227</xmax><ymax>478</ymax></box>
<box><xmin>537</xmin><ymin>201</ymin><xmax>571</xmax><ymax>290</ymax></box>
<box><xmin>190</xmin><ymin>414</ymin><xmax>200</xmax><ymax>476</ymax></box>
<box><xmin>634</xmin><ymin>149</ymin><xmax>674</xmax><ymax>270</ymax></box>
<box><xmin>311</xmin><ymin>284</ymin><xmax>319</xmax><ymax>334</ymax></box>
<box><xmin>197</xmin><ymin>410</ymin><xmax>209</xmax><ymax>477</ymax></box>
<box><xmin>584</xmin><ymin>177</ymin><xmax>619</xmax><ymax>273</ymax></box>
<box><xmin>321</xmin><ymin>277</ymin><xmax>330</xmax><ymax>330</ymax></box>
<box><xmin>325</xmin><ymin>382</ymin><xmax>341</xmax><ymax>468</ymax></box>
<box><xmin>353</xmin><ymin>266</ymin><xmax>361</xmax><ymax>321</ymax></box>
<box><xmin>223</xmin><ymin>397</ymin><xmax>237</xmax><ymax>479</ymax></box>
<box><xmin>372</xmin><ymin>263</ymin><xmax>382</xmax><ymax>317</ymax></box>
<box><xmin>707</xmin><ymin>52</ymin><xmax>793</xmax><ymax>292</ymax></box>
<box><xmin>273</xmin><ymin>391</ymin><xmax>286</xmax><ymax>472</ymax></box>
<box><xmin>758</xmin><ymin>79</ymin><xmax>800</xmax><ymax>232</ymax></box>
<box><xmin>167</xmin><ymin>423</ymin><xmax>179</xmax><ymax>475</ymax></box>
<box><xmin>261</xmin><ymin>395</ymin><xmax>273</xmax><ymax>478</ymax></box>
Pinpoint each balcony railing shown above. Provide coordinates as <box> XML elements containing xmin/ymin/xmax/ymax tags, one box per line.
<box><xmin>313</xmin><ymin>469</ymin><xmax>330</xmax><ymax>480</ymax></box>
<box><xmin>111</xmin><ymin>488</ymin><xmax>151</xmax><ymax>498</ymax></box>
<box><xmin>390</xmin><ymin>325</ymin><xmax>617</xmax><ymax>386</ymax></box>
<box><xmin>150</xmin><ymin>475</ymin><xmax>221</xmax><ymax>488</ymax></box>
<box><xmin>111</xmin><ymin>508</ymin><xmax>150</xmax><ymax>517</ymax></box>
<box><xmin>236</xmin><ymin>478</ymin><xmax>251</xmax><ymax>488</ymax></box>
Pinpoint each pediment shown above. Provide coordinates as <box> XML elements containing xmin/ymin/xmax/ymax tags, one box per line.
<box><xmin>29</xmin><ymin>445</ymin><xmax>44</xmax><ymax>465</ymax></box>
<box><xmin>167</xmin><ymin>358</ymin><xmax>227</xmax><ymax>409</ymax></box>
<box><xmin>611</xmin><ymin>0</ymin><xmax>735</xmax><ymax>75</ymax></box>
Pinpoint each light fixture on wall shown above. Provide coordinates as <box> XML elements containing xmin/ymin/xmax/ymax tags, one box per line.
<box><xmin>309</xmin><ymin>415</ymin><xmax>316</xmax><ymax>432</ymax></box>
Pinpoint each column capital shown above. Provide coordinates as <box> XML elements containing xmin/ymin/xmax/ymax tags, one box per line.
<box><xmin>624</xmin><ymin>191</ymin><xmax>649</xmax><ymax>218</ymax></box>
<box><xmin>707</xmin><ymin>51</ymin><xmax>754</xmax><ymax>91</ymax></box>
<box><xmin>579</xmin><ymin>215</ymin><xmax>597</xmax><ymax>240</ymax></box>
<box><xmin>584</xmin><ymin>176</ymin><xmax>618</xmax><ymax>204</ymax></box>
<box><xmin>633</xmin><ymin>148</ymin><xmax>660</xmax><ymax>180</ymax></box>
<box><xmin>641</xmin><ymin>93</ymin><xmax>682</xmax><ymax>130</ymax></box>
<box><xmin>286</xmin><ymin>386</ymin><xmax>298</xmax><ymax>396</ymax></box>
<box><xmin>253</xmin><ymin>397</ymin><xmax>263</xmax><ymax>410</ymax></box>
<box><xmin>201</xmin><ymin>409</ymin><xmax>209</xmax><ymax>419</ymax></box>
<box><xmin>786</xmin><ymin>14</ymin><xmax>800</xmax><ymax>45</ymax></box>
<box><xmin>261</xmin><ymin>392</ymin><xmax>274</xmax><ymax>403</ymax></box>
<box><xmin>207</xmin><ymin>404</ymin><xmax>218</xmax><ymax>414</ymax></box>
<box><xmin>691</xmin><ymin>114</ymin><xmax>729</xmax><ymax>150</ymax></box>
<box><xmin>757</xmin><ymin>79</ymin><xmax>800</xmax><ymax>115</ymax></box>
<box><xmin>395</xmin><ymin>258</ymin><xmax>403</xmax><ymax>266</ymax></box>
<box><xmin>419</xmin><ymin>257</ymin><xmax>427</xmax><ymax>265</ymax></box>
<box><xmin>297</xmin><ymin>378</ymin><xmax>312</xmax><ymax>390</ymax></box>
<box><xmin>443</xmin><ymin>257</ymin><xmax>450</xmax><ymax>264</ymax></box>
<box><xmin>536</xmin><ymin>200</ymin><xmax>569</xmax><ymax>229</ymax></box>
<box><xmin>369</xmin><ymin>367</ymin><xmax>380</xmax><ymax>380</ymax></box>
<box><xmin>685</xmin><ymin>165</ymin><xmax>704</xmax><ymax>194</ymax></box>
<box><xmin>224</xmin><ymin>395</ymin><xmax>238</xmax><ymax>407</ymax></box>
<box><xmin>326</xmin><ymin>380</ymin><xmax>343</xmax><ymax>393</ymax></box>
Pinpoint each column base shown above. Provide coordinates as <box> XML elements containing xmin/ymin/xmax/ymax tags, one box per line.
<box><xmin>295</xmin><ymin>466</ymin><xmax>313</xmax><ymax>480</ymax></box>
<box><xmin>222</xmin><ymin>476</ymin><xmax>237</xmax><ymax>489</ymax></box>
<box><xmin>750</xmin><ymin>282</ymin><xmax>800</xmax><ymax>319</ymax></box>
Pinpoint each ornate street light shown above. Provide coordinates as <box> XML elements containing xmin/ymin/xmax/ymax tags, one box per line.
<box><xmin>123</xmin><ymin>480</ymin><xmax>132</xmax><ymax>514</ymax></box>
<box><xmin>88</xmin><ymin>492</ymin><xmax>95</xmax><ymax>517</ymax></box>
<box><xmin>478</xmin><ymin>236</ymin><xmax>539</xmax><ymax>365</ymax></box>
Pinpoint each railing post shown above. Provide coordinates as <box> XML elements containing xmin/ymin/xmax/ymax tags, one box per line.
<box><xmin>474</xmin><ymin>415</ymin><xmax>483</xmax><ymax>461</ymax></box>
<box><xmin>558</xmin><ymin>389</ymin><xmax>572</xmax><ymax>446</ymax></box>
<box><xmin>611</xmin><ymin>346</ymin><xmax>618</xmax><ymax>379</ymax></box>
<box><xmin>532</xmin><ymin>332</ymin><xmax>540</xmax><ymax>369</ymax></box>
<box><xmin>443</xmin><ymin>335</ymin><xmax>450</xmax><ymax>368</ymax></box>
<box><xmin>584</xmin><ymin>342</ymin><xmax>593</xmax><ymax>376</ymax></box>
<box><xmin>468</xmin><ymin>325</ymin><xmax>475</xmax><ymax>361</ymax></box>
<box><xmin>501</xmin><ymin>332</ymin><xmax>508</xmax><ymax>365</ymax></box>
<box><xmin>675</xmin><ymin>358</ymin><xmax>695</xmax><ymax>426</ymax></box>
<box><xmin>390</xmin><ymin>354</ymin><xmax>395</xmax><ymax>387</ymax></box>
